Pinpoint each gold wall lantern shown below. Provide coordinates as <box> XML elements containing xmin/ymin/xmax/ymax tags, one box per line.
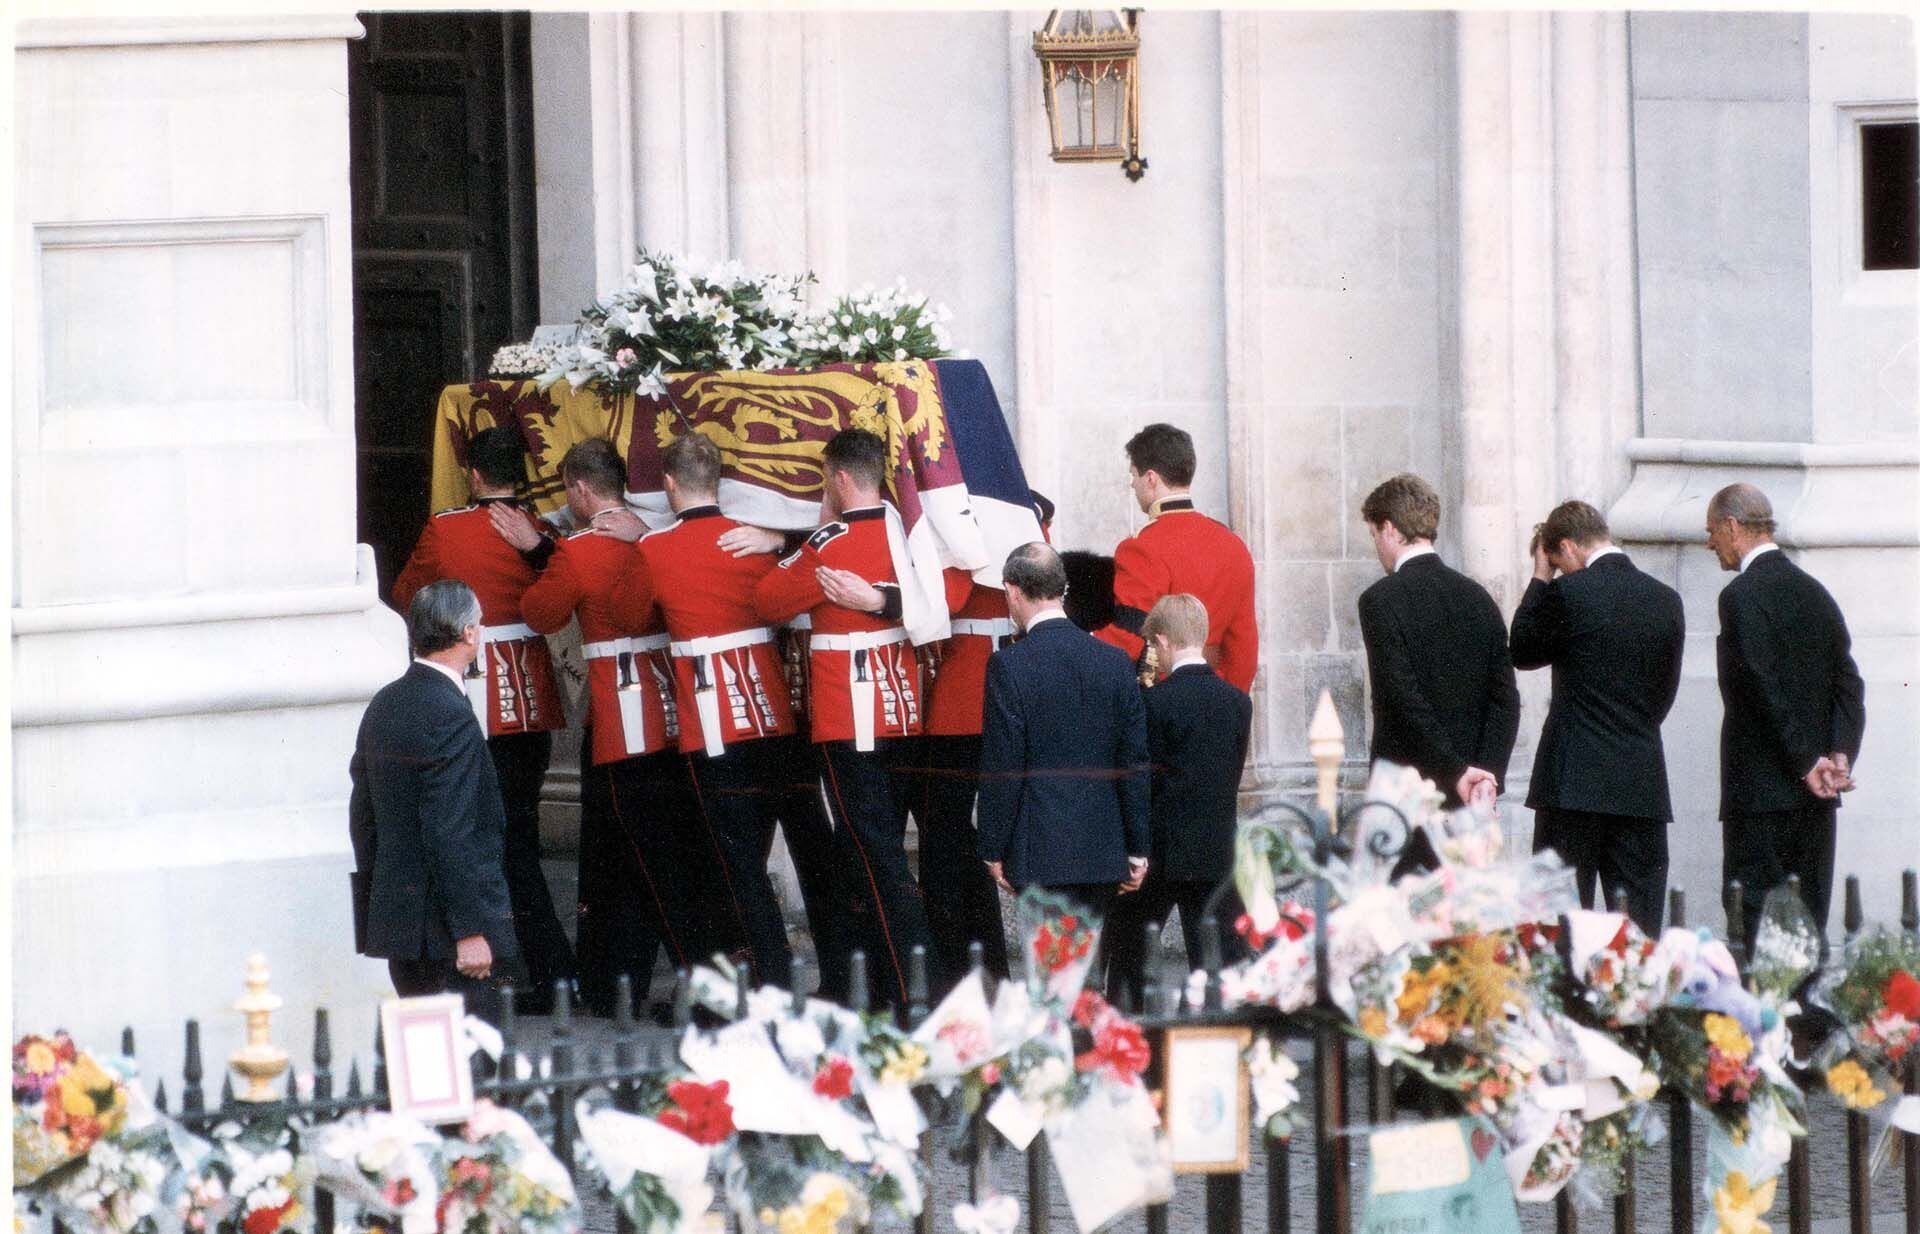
<box><xmin>1032</xmin><ymin>10</ymin><xmax>1147</xmax><ymax>181</ymax></box>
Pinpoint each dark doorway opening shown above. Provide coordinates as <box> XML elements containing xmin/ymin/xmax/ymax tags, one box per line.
<box><xmin>348</xmin><ymin>11</ymin><xmax>539</xmax><ymax>601</ymax></box>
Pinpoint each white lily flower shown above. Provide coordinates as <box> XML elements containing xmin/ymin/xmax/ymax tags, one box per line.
<box><xmin>891</xmin><ymin>324</ymin><xmax>906</xmax><ymax>340</ymax></box>
<box><xmin>863</xmin><ymin>326</ymin><xmax>880</xmax><ymax>344</ymax></box>
<box><xmin>710</xmin><ymin>302</ymin><xmax>740</xmax><ymax>329</ymax></box>
<box><xmin>635</xmin><ymin>363</ymin><xmax>667</xmax><ymax>399</ymax></box>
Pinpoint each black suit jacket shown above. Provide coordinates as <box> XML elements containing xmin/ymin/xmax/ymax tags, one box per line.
<box><xmin>1509</xmin><ymin>552</ymin><xmax>1685</xmax><ymax>821</ymax></box>
<box><xmin>348</xmin><ymin>662</ymin><xmax>518</xmax><ymax>962</ymax></box>
<box><xmin>1716</xmin><ymin>549</ymin><xmax>1866</xmax><ymax>818</ymax></box>
<box><xmin>976</xmin><ymin>617</ymin><xmax>1151</xmax><ymax>888</ymax></box>
<box><xmin>1145</xmin><ymin>663</ymin><xmax>1252</xmax><ymax>882</ymax></box>
<box><xmin>1357</xmin><ymin>553</ymin><xmax>1522</xmax><ymax>805</ymax></box>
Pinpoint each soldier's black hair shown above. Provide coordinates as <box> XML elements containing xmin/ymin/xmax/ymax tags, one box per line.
<box><xmin>1124</xmin><ymin>423</ymin><xmax>1197</xmax><ymax>487</ymax></box>
<box><xmin>559</xmin><ymin>437</ymin><xmax>627</xmax><ymax>500</ymax></box>
<box><xmin>822</xmin><ymin>428</ymin><xmax>888</xmax><ymax>491</ymax></box>
<box><xmin>466</xmin><ymin>427</ymin><xmax>525</xmax><ymax>490</ymax></box>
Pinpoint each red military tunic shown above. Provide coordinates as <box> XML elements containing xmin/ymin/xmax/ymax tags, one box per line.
<box><xmin>607</xmin><ymin>505</ymin><xmax>798</xmax><ymax>757</ymax></box>
<box><xmin>1094</xmin><ymin>496</ymin><xmax>1260</xmax><ymax>692</ymax></box>
<box><xmin>925</xmin><ymin>573</ymin><xmax>1011</xmax><ymax>737</ymax></box>
<box><xmin>392</xmin><ymin>499</ymin><xmax>564</xmax><ymax>737</ymax></box>
<box><xmin>752</xmin><ymin>506</ymin><xmax>925</xmax><ymax>748</ymax></box>
<box><xmin>522</xmin><ymin>520</ymin><xmax>678</xmax><ymax>766</ymax></box>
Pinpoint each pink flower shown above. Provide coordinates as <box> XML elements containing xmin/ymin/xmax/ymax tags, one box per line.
<box><xmin>614</xmin><ymin>348</ymin><xmax>638</xmax><ymax>367</ymax></box>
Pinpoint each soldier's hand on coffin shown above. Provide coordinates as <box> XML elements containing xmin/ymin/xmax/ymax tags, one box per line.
<box><xmin>455</xmin><ymin>933</ymin><xmax>493</xmax><ymax>980</ymax></box>
<box><xmin>818</xmin><ymin>567</ymin><xmax>885</xmax><ymax>614</ymax></box>
<box><xmin>595</xmin><ymin>508</ymin><xmax>647</xmax><ymax>543</ymax></box>
<box><xmin>489</xmin><ymin>503</ymin><xmax>546</xmax><ymax>551</ymax></box>
<box><xmin>717</xmin><ymin>524</ymin><xmax>786</xmax><ymax>557</ymax></box>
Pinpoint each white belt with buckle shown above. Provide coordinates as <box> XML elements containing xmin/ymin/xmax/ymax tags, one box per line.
<box><xmin>670</xmin><ymin>627</ymin><xmax>775</xmax><ymax>757</ymax></box>
<box><xmin>582</xmin><ymin>634</ymin><xmax>672</xmax><ymax>659</ymax></box>
<box><xmin>950</xmin><ymin>618</ymin><xmax>1017</xmax><ymax>648</ymax></box>
<box><xmin>480</xmin><ymin>621</ymin><xmax>539</xmax><ymax>642</ymax></box>
<box><xmin>807</xmin><ymin>628</ymin><xmax>910</xmax><ymax>653</ymax></box>
<box><xmin>581</xmin><ymin>634</ymin><xmax>671</xmax><ymax>754</ymax></box>
<box><xmin>810</xmin><ymin>628</ymin><xmax>909</xmax><ymax>751</ymax></box>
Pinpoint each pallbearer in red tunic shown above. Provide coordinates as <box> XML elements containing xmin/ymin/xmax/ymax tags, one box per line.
<box><xmin>893</xmin><ymin>493</ymin><xmax>1054</xmax><ymax>994</ymax></box>
<box><xmin>606</xmin><ymin>432</ymin><xmax>850</xmax><ymax>999</ymax></box>
<box><xmin>513</xmin><ymin>438</ymin><xmax>716</xmax><ymax>1014</ymax></box>
<box><xmin>391</xmin><ymin>427</ymin><xmax>575</xmax><ymax>1013</ymax></box>
<box><xmin>752</xmin><ymin>429</ymin><xmax>937</xmax><ymax>1008</ymax></box>
<box><xmin>1093</xmin><ymin>423</ymin><xmax>1260</xmax><ymax>693</ymax></box>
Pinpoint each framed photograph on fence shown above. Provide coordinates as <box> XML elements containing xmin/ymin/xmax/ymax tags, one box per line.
<box><xmin>379</xmin><ymin>993</ymin><xmax>474</xmax><ymax>1125</ymax></box>
<box><xmin>1162</xmin><ymin>1025</ymin><xmax>1251</xmax><ymax>1173</ymax></box>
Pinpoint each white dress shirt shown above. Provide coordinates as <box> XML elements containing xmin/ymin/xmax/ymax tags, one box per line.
<box><xmin>1739</xmin><ymin>542</ymin><xmax>1780</xmax><ymax>573</ymax></box>
<box><xmin>1024</xmin><ymin>607</ymin><xmax>1069</xmax><ymax>631</ymax></box>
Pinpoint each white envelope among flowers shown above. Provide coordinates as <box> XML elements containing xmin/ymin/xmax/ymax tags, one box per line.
<box><xmin>575</xmin><ymin>1103</ymin><xmax>714</xmax><ymax>1234</ymax></box>
<box><xmin>1043</xmin><ymin>1079</ymin><xmax>1173</xmax><ymax>1232</ymax></box>
<box><xmin>911</xmin><ymin>969</ymin><xmax>995</xmax><ymax>1083</ymax></box>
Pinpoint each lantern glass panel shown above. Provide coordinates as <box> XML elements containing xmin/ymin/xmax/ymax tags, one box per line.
<box><xmin>1065</xmin><ymin>70</ymin><xmax>1097</xmax><ymax>152</ymax></box>
<box><xmin>1095</xmin><ymin>70</ymin><xmax>1126</xmax><ymax>153</ymax></box>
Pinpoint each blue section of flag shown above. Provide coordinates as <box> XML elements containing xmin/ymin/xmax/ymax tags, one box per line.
<box><xmin>932</xmin><ymin>359</ymin><xmax>1034</xmax><ymax>512</ymax></box>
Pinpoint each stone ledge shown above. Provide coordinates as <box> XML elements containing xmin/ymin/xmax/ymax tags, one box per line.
<box><xmin>15</xmin><ymin>14</ymin><xmax>365</xmax><ymax>49</ymax></box>
<box><xmin>1609</xmin><ymin>435</ymin><xmax>1920</xmax><ymax>547</ymax></box>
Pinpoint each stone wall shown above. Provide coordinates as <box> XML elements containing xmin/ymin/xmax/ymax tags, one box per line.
<box><xmin>12</xmin><ymin>18</ymin><xmax>400</xmax><ymax>1081</ymax></box>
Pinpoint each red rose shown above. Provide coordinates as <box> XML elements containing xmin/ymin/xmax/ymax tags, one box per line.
<box><xmin>657</xmin><ymin>1079</ymin><xmax>735</xmax><ymax>1146</ymax></box>
<box><xmin>243</xmin><ymin>1203</ymin><xmax>291</xmax><ymax>1234</ymax></box>
<box><xmin>812</xmin><ymin>1056</ymin><xmax>854</xmax><ymax>1102</ymax></box>
<box><xmin>1076</xmin><ymin>1018</ymin><xmax>1151</xmax><ymax>1082</ymax></box>
<box><xmin>1883</xmin><ymin>969</ymin><xmax>1920</xmax><ymax>1020</ymax></box>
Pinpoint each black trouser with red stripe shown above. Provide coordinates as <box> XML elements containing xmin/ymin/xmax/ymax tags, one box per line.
<box><xmin>575</xmin><ymin>746</ymin><xmax>719</xmax><ymax>1013</ymax></box>
<box><xmin>816</xmin><ymin>739</ymin><xmax>934</xmax><ymax>1008</ymax></box>
<box><xmin>907</xmin><ymin>734</ymin><xmax>1010</xmax><ymax>995</ymax></box>
<box><xmin>487</xmin><ymin>731</ymin><xmax>576</xmax><ymax>1013</ymax></box>
<box><xmin>687</xmin><ymin>734</ymin><xmax>846</xmax><ymax>994</ymax></box>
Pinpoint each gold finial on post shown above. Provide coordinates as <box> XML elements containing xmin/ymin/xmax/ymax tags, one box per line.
<box><xmin>1308</xmin><ymin>689</ymin><xmax>1345</xmax><ymax>813</ymax></box>
<box><xmin>229</xmin><ymin>953</ymin><xmax>289</xmax><ymax>1102</ymax></box>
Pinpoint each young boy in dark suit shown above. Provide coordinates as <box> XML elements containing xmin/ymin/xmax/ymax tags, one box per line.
<box><xmin>1103</xmin><ymin>594</ymin><xmax>1253</xmax><ymax>1007</ymax></box>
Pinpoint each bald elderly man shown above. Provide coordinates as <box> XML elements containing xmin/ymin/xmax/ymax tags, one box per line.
<box><xmin>1706</xmin><ymin>483</ymin><xmax>1865</xmax><ymax>948</ymax></box>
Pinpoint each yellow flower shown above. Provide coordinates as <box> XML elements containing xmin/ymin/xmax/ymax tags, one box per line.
<box><xmin>23</xmin><ymin>1042</ymin><xmax>57</xmax><ymax>1076</ymax></box>
<box><xmin>55</xmin><ymin>1055</ymin><xmax>126</xmax><ymax>1129</ymax></box>
<box><xmin>1825</xmin><ymin>1059</ymin><xmax>1886</xmax><ymax>1110</ymax></box>
<box><xmin>1358</xmin><ymin>1006</ymin><xmax>1388</xmax><ymax>1039</ymax></box>
<box><xmin>880</xmin><ymin>1043</ymin><xmax>929</xmax><ymax>1086</ymax></box>
<box><xmin>1711</xmin><ymin>1170</ymin><xmax>1775</xmax><ymax>1234</ymax></box>
<box><xmin>1703</xmin><ymin>1014</ymin><xmax>1753</xmax><ymax>1063</ymax></box>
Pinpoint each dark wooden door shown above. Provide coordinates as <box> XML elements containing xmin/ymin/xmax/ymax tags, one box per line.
<box><xmin>349</xmin><ymin>12</ymin><xmax>538</xmax><ymax>602</ymax></box>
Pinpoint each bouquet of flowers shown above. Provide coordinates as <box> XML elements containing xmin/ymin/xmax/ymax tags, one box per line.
<box><xmin>574</xmin><ymin>1091</ymin><xmax>716</xmax><ymax>1234</ymax></box>
<box><xmin>431</xmin><ymin>1102</ymin><xmax>579</xmax><ymax>1234</ymax></box>
<box><xmin>1564</xmin><ymin>912</ymin><xmax>1670</xmax><ymax>1029</ymax></box>
<box><xmin>788</xmin><ymin>282</ymin><xmax>954</xmax><ymax>367</ymax></box>
<box><xmin>1020</xmin><ymin>892</ymin><xmax>1102</xmax><ymax>1009</ymax></box>
<box><xmin>187</xmin><ymin>1114</ymin><xmax>316</xmax><ymax>1234</ymax></box>
<box><xmin>14</xmin><ymin>1033</ymin><xmax>135</xmax><ymax>1185</ymax></box>
<box><xmin>305</xmin><ymin>1112</ymin><xmax>439</xmax><ymax>1234</ymax></box>
<box><xmin>718</xmin><ymin>1136</ymin><xmax>874</xmax><ymax>1234</ymax></box>
<box><xmin>1809</xmin><ymin>927</ymin><xmax>1920</xmax><ymax>1110</ymax></box>
<box><xmin>486</xmin><ymin>343</ymin><xmax>563</xmax><ymax>379</ymax></box>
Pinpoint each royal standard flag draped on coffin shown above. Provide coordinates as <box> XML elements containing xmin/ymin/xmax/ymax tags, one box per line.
<box><xmin>430</xmin><ymin>359</ymin><xmax>1043</xmax><ymax>646</ymax></box>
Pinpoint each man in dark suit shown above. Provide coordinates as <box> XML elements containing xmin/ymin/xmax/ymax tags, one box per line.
<box><xmin>1104</xmin><ymin>595</ymin><xmax>1252</xmax><ymax>1006</ymax></box>
<box><xmin>350</xmin><ymin>579</ymin><xmax>523</xmax><ymax>1022</ymax></box>
<box><xmin>1707</xmin><ymin>483</ymin><xmax>1865</xmax><ymax>947</ymax></box>
<box><xmin>1357</xmin><ymin>474</ymin><xmax>1521</xmax><ymax>808</ymax></box>
<box><xmin>977</xmin><ymin>542</ymin><xmax>1151</xmax><ymax>918</ymax></box>
<box><xmin>1510</xmin><ymin>500</ymin><xmax>1685</xmax><ymax>932</ymax></box>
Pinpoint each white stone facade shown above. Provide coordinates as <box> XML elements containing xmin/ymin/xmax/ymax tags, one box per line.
<box><xmin>11</xmin><ymin>11</ymin><xmax>1917</xmax><ymax>1071</ymax></box>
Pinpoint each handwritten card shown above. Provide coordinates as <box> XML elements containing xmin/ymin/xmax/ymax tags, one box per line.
<box><xmin>1360</xmin><ymin>1119</ymin><xmax>1521</xmax><ymax>1234</ymax></box>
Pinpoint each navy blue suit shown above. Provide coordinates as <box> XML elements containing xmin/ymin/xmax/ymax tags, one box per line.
<box><xmin>976</xmin><ymin>615</ymin><xmax>1151</xmax><ymax>899</ymax></box>
<box><xmin>349</xmin><ymin>661</ymin><xmax>523</xmax><ymax>1019</ymax></box>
